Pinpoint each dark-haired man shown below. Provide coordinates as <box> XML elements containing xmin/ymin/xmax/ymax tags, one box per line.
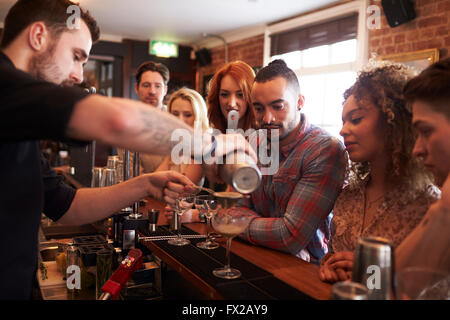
<box><xmin>396</xmin><ymin>58</ymin><xmax>450</xmax><ymax>273</ymax></box>
<box><xmin>135</xmin><ymin>61</ymin><xmax>169</xmax><ymax>111</ymax></box>
<box><xmin>126</xmin><ymin>61</ymin><xmax>171</xmax><ymax>173</ymax></box>
<box><xmin>228</xmin><ymin>60</ymin><xmax>347</xmax><ymax>263</ymax></box>
<box><xmin>0</xmin><ymin>0</ymin><xmax>255</xmax><ymax>299</ymax></box>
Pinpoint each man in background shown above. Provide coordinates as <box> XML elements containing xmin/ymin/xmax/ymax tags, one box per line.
<box><xmin>120</xmin><ymin>61</ymin><xmax>172</xmax><ymax>173</ymax></box>
<box><xmin>135</xmin><ymin>60</ymin><xmax>169</xmax><ymax>111</ymax></box>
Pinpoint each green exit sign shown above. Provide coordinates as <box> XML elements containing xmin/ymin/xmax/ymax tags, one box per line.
<box><xmin>150</xmin><ymin>41</ymin><xmax>179</xmax><ymax>58</ymax></box>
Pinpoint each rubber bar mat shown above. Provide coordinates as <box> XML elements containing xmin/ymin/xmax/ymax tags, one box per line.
<box><xmin>139</xmin><ymin>226</ymin><xmax>313</xmax><ymax>300</ymax></box>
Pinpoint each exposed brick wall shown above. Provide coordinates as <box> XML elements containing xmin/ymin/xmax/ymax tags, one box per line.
<box><xmin>196</xmin><ymin>35</ymin><xmax>264</xmax><ymax>95</ymax></box>
<box><xmin>369</xmin><ymin>0</ymin><xmax>450</xmax><ymax>59</ymax></box>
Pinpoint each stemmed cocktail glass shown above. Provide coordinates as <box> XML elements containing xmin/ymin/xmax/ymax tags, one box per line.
<box><xmin>168</xmin><ymin>194</ymin><xmax>195</xmax><ymax>246</ymax></box>
<box><xmin>195</xmin><ymin>195</ymin><xmax>220</xmax><ymax>250</ymax></box>
<box><xmin>211</xmin><ymin>192</ymin><xmax>250</xmax><ymax>279</ymax></box>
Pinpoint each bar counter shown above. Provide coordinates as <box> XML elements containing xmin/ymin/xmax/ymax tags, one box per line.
<box><xmin>141</xmin><ymin>198</ymin><xmax>332</xmax><ymax>300</ymax></box>
<box><xmin>37</xmin><ymin>194</ymin><xmax>331</xmax><ymax>300</ymax></box>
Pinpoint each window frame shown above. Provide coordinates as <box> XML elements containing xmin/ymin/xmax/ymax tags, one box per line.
<box><xmin>263</xmin><ymin>0</ymin><xmax>369</xmax><ymax>138</ymax></box>
<box><xmin>263</xmin><ymin>0</ymin><xmax>369</xmax><ymax>70</ymax></box>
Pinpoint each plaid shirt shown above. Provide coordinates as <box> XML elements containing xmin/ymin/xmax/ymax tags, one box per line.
<box><xmin>228</xmin><ymin>114</ymin><xmax>347</xmax><ymax>263</ymax></box>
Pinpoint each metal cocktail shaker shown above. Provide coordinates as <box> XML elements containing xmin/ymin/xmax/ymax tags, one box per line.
<box><xmin>219</xmin><ymin>151</ymin><xmax>262</xmax><ymax>194</ymax></box>
<box><xmin>352</xmin><ymin>237</ymin><xmax>395</xmax><ymax>300</ymax></box>
<box><xmin>219</xmin><ymin>110</ymin><xmax>262</xmax><ymax>194</ymax></box>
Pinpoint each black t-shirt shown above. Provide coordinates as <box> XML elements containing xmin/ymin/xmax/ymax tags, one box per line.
<box><xmin>0</xmin><ymin>51</ymin><xmax>88</xmax><ymax>299</ymax></box>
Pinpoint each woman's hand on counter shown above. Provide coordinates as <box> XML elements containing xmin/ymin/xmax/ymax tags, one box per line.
<box><xmin>319</xmin><ymin>251</ymin><xmax>354</xmax><ymax>283</ymax></box>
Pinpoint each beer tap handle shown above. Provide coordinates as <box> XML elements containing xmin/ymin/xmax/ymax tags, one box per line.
<box><xmin>98</xmin><ymin>249</ymin><xmax>143</xmax><ymax>300</ymax></box>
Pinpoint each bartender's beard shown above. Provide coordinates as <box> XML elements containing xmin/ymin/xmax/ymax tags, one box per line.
<box><xmin>28</xmin><ymin>43</ymin><xmax>71</xmax><ymax>86</ymax></box>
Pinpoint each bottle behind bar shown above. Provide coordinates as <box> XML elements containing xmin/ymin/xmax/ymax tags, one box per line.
<box><xmin>66</xmin><ymin>245</ymin><xmax>81</xmax><ymax>293</ymax></box>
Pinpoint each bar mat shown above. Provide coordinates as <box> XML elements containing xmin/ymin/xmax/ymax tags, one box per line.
<box><xmin>139</xmin><ymin>226</ymin><xmax>314</xmax><ymax>300</ymax></box>
<box><xmin>141</xmin><ymin>226</ymin><xmax>271</xmax><ymax>283</ymax></box>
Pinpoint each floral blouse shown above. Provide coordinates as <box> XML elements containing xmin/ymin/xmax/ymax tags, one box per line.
<box><xmin>330</xmin><ymin>177</ymin><xmax>440</xmax><ymax>253</ymax></box>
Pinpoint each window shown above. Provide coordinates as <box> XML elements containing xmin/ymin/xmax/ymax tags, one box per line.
<box><xmin>270</xmin><ymin>13</ymin><xmax>359</xmax><ymax>139</ymax></box>
<box><xmin>271</xmin><ymin>39</ymin><xmax>357</xmax><ymax>139</ymax></box>
<box><xmin>265</xmin><ymin>1</ymin><xmax>369</xmax><ymax>140</ymax></box>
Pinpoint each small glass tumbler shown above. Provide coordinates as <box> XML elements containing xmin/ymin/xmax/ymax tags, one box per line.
<box><xmin>66</xmin><ymin>245</ymin><xmax>80</xmax><ymax>292</ymax></box>
<box><xmin>396</xmin><ymin>267</ymin><xmax>450</xmax><ymax>300</ymax></box>
<box><xmin>91</xmin><ymin>167</ymin><xmax>103</xmax><ymax>188</ymax></box>
<box><xmin>331</xmin><ymin>281</ymin><xmax>369</xmax><ymax>300</ymax></box>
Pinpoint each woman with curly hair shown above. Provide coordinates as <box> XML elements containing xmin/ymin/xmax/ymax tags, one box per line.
<box><xmin>319</xmin><ymin>61</ymin><xmax>440</xmax><ymax>283</ymax></box>
<box><xmin>207</xmin><ymin>60</ymin><xmax>256</xmax><ymax>133</ymax></box>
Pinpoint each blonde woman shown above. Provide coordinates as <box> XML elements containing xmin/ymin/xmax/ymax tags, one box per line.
<box><xmin>157</xmin><ymin>88</ymin><xmax>211</xmax><ymax>223</ymax></box>
<box><xmin>156</xmin><ymin>87</ymin><xmax>210</xmax><ymax>186</ymax></box>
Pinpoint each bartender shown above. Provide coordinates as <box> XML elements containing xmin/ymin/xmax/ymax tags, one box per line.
<box><xmin>0</xmin><ymin>0</ymin><xmax>256</xmax><ymax>299</ymax></box>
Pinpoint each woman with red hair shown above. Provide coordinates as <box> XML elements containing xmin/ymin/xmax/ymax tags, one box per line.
<box><xmin>206</xmin><ymin>60</ymin><xmax>256</xmax><ymax>133</ymax></box>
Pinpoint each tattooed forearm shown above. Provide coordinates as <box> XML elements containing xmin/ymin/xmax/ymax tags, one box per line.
<box><xmin>68</xmin><ymin>95</ymin><xmax>195</xmax><ymax>156</ymax></box>
<box><xmin>137</xmin><ymin>107</ymin><xmax>192</xmax><ymax>155</ymax></box>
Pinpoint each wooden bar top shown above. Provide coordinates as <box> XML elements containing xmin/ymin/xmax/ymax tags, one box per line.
<box><xmin>143</xmin><ymin>197</ymin><xmax>332</xmax><ymax>300</ymax></box>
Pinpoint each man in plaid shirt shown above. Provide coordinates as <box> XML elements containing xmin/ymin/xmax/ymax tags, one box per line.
<box><xmin>228</xmin><ymin>60</ymin><xmax>347</xmax><ymax>264</ymax></box>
